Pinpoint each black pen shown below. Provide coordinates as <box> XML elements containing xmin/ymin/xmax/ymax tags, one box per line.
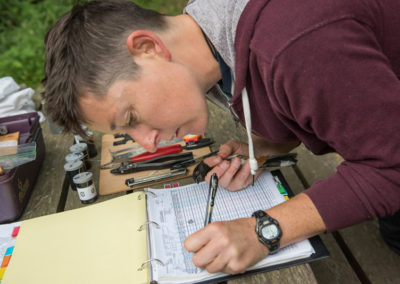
<box><xmin>204</xmin><ymin>173</ymin><xmax>219</xmax><ymax>226</ymax></box>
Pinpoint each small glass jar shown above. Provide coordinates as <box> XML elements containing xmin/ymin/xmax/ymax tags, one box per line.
<box><xmin>65</xmin><ymin>152</ymin><xmax>86</xmax><ymax>170</ymax></box>
<box><xmin>69</xmin><ymin>143</ymin><xmax>91</xmax><ymax>170</ymax></box>
<box><xmin>74</xmin><ymin>130</ymin><xmax>97</xmax><ymax>158</ymax></box>
<box><xmin>64</xmin><ymin>160</ymin><xmax>84</xmax><ymax>191</ymax></box>
<box><xmin>72</xmin><ymin>172</ymin><xmax>98</xmax><ymax>204</ymax></box>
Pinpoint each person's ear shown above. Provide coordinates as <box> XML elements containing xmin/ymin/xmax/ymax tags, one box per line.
<box><xmin>126</xmin><ymin>30</ymin><xmax>171</xmax><ymax>60</ymax></box>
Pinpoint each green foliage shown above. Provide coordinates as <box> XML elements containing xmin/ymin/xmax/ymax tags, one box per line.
<box><xmin>0</xmin><ymin>0</ymin><xmax>186</xmax><ymax>89</ymax></box>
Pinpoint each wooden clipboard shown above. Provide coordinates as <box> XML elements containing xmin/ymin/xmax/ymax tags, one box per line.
<box><xmin>99</xmin><ymin>134</ymin><xmax>211</xmax><ymax>195</ymax></box>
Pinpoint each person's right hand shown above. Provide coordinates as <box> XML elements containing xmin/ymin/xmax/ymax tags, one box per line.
<box><xmin>203</xmin><ymin>140</ymin><xmax>257</xmax><ymax>191</ymax></box>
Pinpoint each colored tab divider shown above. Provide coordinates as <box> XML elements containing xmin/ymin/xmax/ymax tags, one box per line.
<box><xmin>1</xmin><ymin>266</ymin><xmax>6</xmax><ymax>281</ymax></box>
<box><xmin>0</xmin><ymin>246</ymin><xmax>15</xmax><ymax>280</ymax></box>
<box><xmin>11</xmin><ymin>226</ymin><xmax>20</xmax><ymax>238</ymax></box>
<box><xmin>0</xmin><ymin>255</ymin><xmax>11</xmax><ymax>268</ymax></box>
<box><xmin>274</xmin><ymin>176</ymin><xmax>289</xmax><ymax>200</ymax></box>
<box><xmin>0</xmin><ymin>223</ymin><xmax>21</xmax><ymax>281</ymax></box>
<box><xmin>4</xmin><ymin>247</ymin><xmax>14</xmax><ymax>256</ymax></box>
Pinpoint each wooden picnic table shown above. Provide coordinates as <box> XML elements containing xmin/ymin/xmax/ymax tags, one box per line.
<box><xmin>20</xmin><ymin>120</ymin><xmax>318</xmax><ymax>284</ymax></box>
<box><xmin>20</xmin><ymin>102</ymin><xmax>400</xmax><ymax>283</ymax></box>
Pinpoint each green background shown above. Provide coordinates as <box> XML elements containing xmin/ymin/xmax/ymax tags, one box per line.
<box><xmin>0</xmin><ymin>0</ymin><xmax>187</xmax><ymax>89</ymax></box>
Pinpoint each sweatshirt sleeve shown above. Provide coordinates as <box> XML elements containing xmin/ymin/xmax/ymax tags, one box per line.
<box><xmin>267</xmin><ymin>19</ymin><xmax>400</xmax><ymax>232</ymax></box>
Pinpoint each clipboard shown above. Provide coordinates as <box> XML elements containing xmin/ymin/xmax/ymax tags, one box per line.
<box><xmin>141</xmin><ymin>170</ymin><xmax>329</xmax><ymax>283</ymax></box>
<box><xmin>1</xmin><ymin>170</ymin><xmax>329</xmax><ymax>284</ymax></box>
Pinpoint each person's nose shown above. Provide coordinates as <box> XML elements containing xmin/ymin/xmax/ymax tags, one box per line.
<box><xmin>125</xmin><ymin>127</ymin><xmax>159</xmax><ymax>152</ymax></box>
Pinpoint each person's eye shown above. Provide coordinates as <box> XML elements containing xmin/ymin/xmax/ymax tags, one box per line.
<box><xmin>127</xmin><ymin>112</ymin><xmax>136</xmax><ymax>127</ymax></box>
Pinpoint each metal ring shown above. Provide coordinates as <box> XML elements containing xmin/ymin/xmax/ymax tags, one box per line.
<box><xmin>138</xmin><ymin>191</ymin><xmax>157</xmax><ymax>200</ymax></box>
<box><xmin>137</xmin><ymin>221</ymin><xmax>160</xmax><ymax>232</ymax></box>
<box><xmin>138</xmin><ymin>258</ymin><xmax>165</xmax><ymax>271</ymax></box>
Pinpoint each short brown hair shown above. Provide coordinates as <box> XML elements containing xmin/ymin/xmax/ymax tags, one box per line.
<box><xmin>42</xmin><ymin>0</ymin><xmax>167</xmax><ymax>135</ymax></box>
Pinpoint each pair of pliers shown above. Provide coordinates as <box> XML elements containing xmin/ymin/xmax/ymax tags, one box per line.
<box><xmin>101</xmin><ymin>144</ymin><xmax>183</xmax><ymax>169</ymax></box>
<box><xmin>110</xmin><ymin>151</ymin><xmax>194</xmax><ymax>175</ymax></box>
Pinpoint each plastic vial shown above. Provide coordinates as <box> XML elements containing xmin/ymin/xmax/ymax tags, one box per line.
<box><xmin>64</xmin><ymin>160</ymin><xmax>84</xmax><ymax>191</ymax></box>
<box><xmin>74</xmin><ymin>130</ymin><xmax>97</xmax><ymax>158</ymax></box>
<box><xmin>69</xmin><ymin>143</ymin><xmax>91</xmax><ymax>170</ymax></box>
<box><xmin>73</xmin><ymin>172</ymin><xmax>98</xmax><ymax>204</ymax></box>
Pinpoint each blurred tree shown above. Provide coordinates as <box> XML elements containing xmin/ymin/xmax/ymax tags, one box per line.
<box><xmin>0</xmin><ymin>0</ymin><xmax>186</xmax><ymax>89</ymax></box>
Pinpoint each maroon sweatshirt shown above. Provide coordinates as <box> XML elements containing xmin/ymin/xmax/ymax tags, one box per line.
<box><xmin>231</xmin><ymin>0</ymin><xmax>400</xmax><ymax>232</ymax></box>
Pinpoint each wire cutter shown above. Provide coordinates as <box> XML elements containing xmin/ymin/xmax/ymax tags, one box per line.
<box><xmin>110</xmin><ymin>151</ymin><xmax>194</xmax><ymax>175</ymax></box>
<box><xmin>101</xmin><ymin>144</ymin><xmax>184</xmax><ymax>169</ymax></box>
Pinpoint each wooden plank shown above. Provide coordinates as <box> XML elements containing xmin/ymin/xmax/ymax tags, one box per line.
<box><xmin>281</xmin><ymin>167</ymin><xmax>361</xmax><ymax>284</ymax></box>
<box><xmin>293</xmin><ymin>145</ymin><xmax>400</xmax><ymax>283</ymax></box>
<box><xmin>340</xmin><ymin>222</ymin><xmax>400</xmax><ymax>283</ymax></box>
<box><xmin>228</xmin><ymin>264</ymin><xmax>317</xmax><ymax>284</ymax></box>
<box><xmin>21</xmin><ymin>121</ymin><xmax>73</xmax><ymax>220</ymax></box>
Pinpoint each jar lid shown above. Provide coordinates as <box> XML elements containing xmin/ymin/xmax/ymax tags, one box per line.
<box><xmin>64</xmin><ymin>160</ymin><xmax>83</xmax><ymax>171</ymax></box>
<box><xmin>65</xmin><ymin>152</ymin><xmax>84</xmax><ymax>162</ymax></box>
<box><xmin>70</xmin><ymin>143</ymin><xmax>88</xmax><ymax>153</ymax></box>
<box><xmin>73</xmin><ymin>171</ymin><xmax>93</xmax><ymax>184</ymax></box>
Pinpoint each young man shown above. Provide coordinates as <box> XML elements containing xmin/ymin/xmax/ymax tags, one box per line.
<box><xmin>43</xmin><ymin>0</ymin><xmax>400</xmax><ymax>274</ymax></box>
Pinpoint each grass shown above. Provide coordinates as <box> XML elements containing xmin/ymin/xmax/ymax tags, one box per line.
<box><xmin>0</xmin><ymin>0</ymin><xmax>187</xmax><ymax>89</ymax></box>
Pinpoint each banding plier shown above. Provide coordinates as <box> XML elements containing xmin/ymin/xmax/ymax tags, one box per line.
<box><xmin>110</xmin><ymin>152</ymin><xmax>194</xmax><ymax>175</ymax></box>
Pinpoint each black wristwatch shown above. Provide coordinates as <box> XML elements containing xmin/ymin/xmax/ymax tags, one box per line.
<box><xmin>252</xmin><ymin>210</ymin><xmax>282</xmax><ymax>254</ymax></box>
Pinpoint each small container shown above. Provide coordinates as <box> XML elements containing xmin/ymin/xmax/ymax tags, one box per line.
<box><xmin>64</xmin><ymin>160</ymin><xmax>84</xmax><ymax>191</ymax></box>
<box><xmin>65</xmin><ymin>152</ymin><xmax>86</xmax><ymax>170</ymax></box>
<box><xmin>72</xmin><ymin>172</ymin><xmax>98</xmax><ymax>204</ymax></box>
<box><xmin>74</xmin><ymin>130</ymin><xmax>97</xmax><ymax>158</ymax></box>
<box><xmin>69</xmin><ymin>143</ymin><xmax>91</xmax><ymax>169</ymax></box>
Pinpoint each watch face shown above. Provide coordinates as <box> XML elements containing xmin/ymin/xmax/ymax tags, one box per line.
<box><xmin>261</xmin><ymin>224</ymin><xmax>278</xmax><ymax>239</ymax></box>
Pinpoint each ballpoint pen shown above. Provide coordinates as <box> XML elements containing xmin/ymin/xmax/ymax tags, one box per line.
<box><xmin>204</xmin><ymin>173</ymin><xmax>219</xmax><ymax>226</ymax></box>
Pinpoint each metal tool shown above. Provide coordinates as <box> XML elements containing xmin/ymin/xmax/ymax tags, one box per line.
<box><xmin>170</xmin><ymin>150</ymin><xmax>218</xmax><ymax>170</ymax></box>
<box><xmin>101</xmin><ymin>144</ymin><xmax>183</xmax><ymax>169</ymax></box>
<box><xmin>192</xmin><ymin>153</ymin><xmax>298</xmax><ymax>183</ymax></box>
<box><xmin>102</xmin><ymin>139</ymin><xmax>214</xmax><ymax>169</ymax></box>
<box><xmin>111</xmin><ymin>152</ymin><xmax>194</xmax><ymax>175</ymax></box>
<box><xmin>109</xmin><ymin>137</ymin><xmax>183</xmax><ymax>158</ymax></box>
<box><xmin>125</xmin><ymin>168</ymin><xmax>188</xmax><ymax>187</ymax></box>
<box><xmin>113</xmin><ymin>134</ymin><xmax>134</xmax><ymax>146</ymax></box>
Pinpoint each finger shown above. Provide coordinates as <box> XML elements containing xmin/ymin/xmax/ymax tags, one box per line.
<box><xmin>191</xmin><ymin>234</ymin><xmax>221</xmax><ymax>269</ymax></box>
<box><xmin>218</xmin><ymin>140</ymin><xmax>240</xmax><ymax>158</ymax></box>
<box><xmin>184</xmin><ymin>227</ymin><xmax>212</xmax><ymax>253</ymax></box>
<box><xmin>205</xmin><ymin>160</ymin><xmax>230</xmax><ymax>183</ymax></box>
<box><xmin>203</xmin><ymin>154</ymin><xmax>223</xmax><ymax>167</ymax></box>
<box><xmin>203</xmin><ymin>250</ymin><xmax>229</xmax><ymax>273</ymax></box>
<box><xmin>217</xmin><ymin>158</ymin><xmax>243</xmax><ymax>189</ymax></box>
<box><xmin>225</xmin><ymin>160</ymin><xmax>253</xmax><ymax>191</ymax></box>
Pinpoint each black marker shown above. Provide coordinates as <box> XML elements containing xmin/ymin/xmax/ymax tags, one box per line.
<box><xmin>204</xmin><ymin>173</ymin><xmax>219</xmax><ymax>226</ymax></box>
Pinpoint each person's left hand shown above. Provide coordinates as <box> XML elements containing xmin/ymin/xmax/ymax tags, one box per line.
<box><xmin>184</xmin><ymin>217</ymin><xmax>269</xmax><ymax>274</ymax></box>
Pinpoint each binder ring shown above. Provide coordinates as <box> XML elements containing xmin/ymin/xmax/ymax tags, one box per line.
<box><xmin>137</xmin><ymin>221</ymin><xmax>160</xmax><ymax>232</ymax></box>
<box><xmin>138</xmin><ymin>191</ymin><xmax>156</xmax><ymax>200</ymax></box>
<box><xmin>138</xmin><ymin>258</ymin><xmax>165</xmax><ymax>271</ymax></box>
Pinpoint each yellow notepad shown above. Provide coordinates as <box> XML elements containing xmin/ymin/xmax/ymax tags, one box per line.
<box><xmin>2</xmin><ymin>192</ymin><xmax>148</xmax><ymax>284</ymax></box>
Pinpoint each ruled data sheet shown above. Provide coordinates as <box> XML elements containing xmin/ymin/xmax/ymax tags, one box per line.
<box><xmin>145</xmin><ymin>171</ymin><xmax>314</xmax><ymax>283</ymax></box>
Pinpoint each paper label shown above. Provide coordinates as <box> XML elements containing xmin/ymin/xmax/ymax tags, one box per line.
<box><xmin>77</xmin><ymin>185</ymin><xmax>97</xmax><ymax>201</ymax></box>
